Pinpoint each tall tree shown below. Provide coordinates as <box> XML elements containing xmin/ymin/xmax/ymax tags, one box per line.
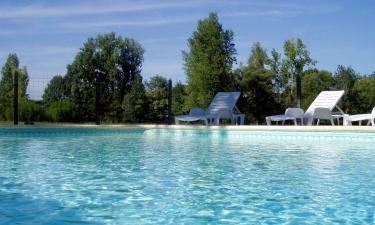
<box><xmin>268</xmin><ymin>49</ymin><xmax>285</xmax><ymax>105</ymax></box>
<box><xmin>145</xmin><ymin>75</ymin><xmax>168</xmax><ymax>121</ymax></box>
<box><xmin>65</xmin><ymin>32</ymin><xmax>145</xmax><ymax>122</ymax></box>
<box><xmin>42</xmin><ymin>75</ymin><xmax>68</xmax><ymax>106</ymax></box>
<box><xmin>283</xmin><ymin>38</ymin><xmax>316</xmax><ymax>108</ymax></box>
<box><xmin>236</xmin><ymin>43</ymin><xmax>279</xmax><ymax>124</ymax></box>
<box><xmin>0</xmin><ymin>54</ymin><xmax>29</xmax><ymax>120</ymax></box>
<box><xmin>237</xmin><ymin>67</ymin><xmax>278</xmax><ymax>124</ymax></box>
<box><xmin>172</xmin><ymin>82</ymin><xmax>187</xmax><ymax>116</ymax></box>
<box><xmin>351</xmin><ymin>74</ymin><xmax>375</xmax><ymax>114</ymax></box>
<box><xmin>122</xmin><ymin>74</ymin><xmax>148</xmax><ymax>122</ymax></box>
<box><xmin>334</xmin><ymin>65</ymin><xmax>358</xmax><ymax>112</ymax></box>
<box><xmin>248</xmin><ymin>42</ymin><xmax>269</xmax><ymax>70</ymax></box>
<box><xmin>183</xmin><ymin>12</ymin><xmax>237</xmax><ymax>108</ymax></box>
<box><xmin>302</xmin><ymin>69</ymin><xmax>335</xmax><ymax>109</ymax></box>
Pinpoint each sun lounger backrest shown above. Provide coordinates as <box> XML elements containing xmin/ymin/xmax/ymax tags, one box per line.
<box><xmin>305</xmin><ymin>90</ymin><xmax>345</xmax><ymax>117</ymax></box>
<box><xmin>207</xmin><ymin>92</ymin><xmax>241</xmax><ymax>115</ymax></box>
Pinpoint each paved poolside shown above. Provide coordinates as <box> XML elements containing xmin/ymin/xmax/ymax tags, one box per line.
<box><xmin>1</xmin><ymin>123</ymin><xmax>375</xmax><ymax>133</ymax></box>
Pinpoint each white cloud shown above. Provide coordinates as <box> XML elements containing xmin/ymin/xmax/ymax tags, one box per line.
<box><xmin>57</xmin><ymin>16</ymin><xmax>199</xmax><ymax>30</ymax></box>
<box><xmin>0</xmin><ymin>0</ymin><xmax>206</xmax><ymax>19</ymax></box>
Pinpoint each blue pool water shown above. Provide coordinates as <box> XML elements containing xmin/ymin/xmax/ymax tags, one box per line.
<box><xmin>1</xmin><ymin>127</ymin><xmax>375</xmax><ymax>224</ymax></box>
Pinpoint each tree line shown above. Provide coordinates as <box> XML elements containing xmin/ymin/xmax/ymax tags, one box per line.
<box><xmin>0</xmin><ymin>13</ymin><xmax>374</xmax><ymax>124</ymax></box>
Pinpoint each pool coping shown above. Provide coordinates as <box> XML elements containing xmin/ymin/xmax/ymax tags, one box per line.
<box><xmin>0</xmin><ymin>123</ymin><xmax>375</xmax><ymax>133</ymax></box>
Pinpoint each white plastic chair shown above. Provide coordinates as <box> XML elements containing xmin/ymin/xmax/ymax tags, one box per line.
<box><xmin>266</xmin><ymin>108</ymin><xmax>304</xmax><ymax>126</ymax></box>
<box><xmin>344</xmin><ymin>107</ymin><xmax>375</xmax><ymax>126</ymax></box>
<box><xmin>311</xmin><ymin>107</ymin><xmax>335</xmax><ymax>125</ymax></box>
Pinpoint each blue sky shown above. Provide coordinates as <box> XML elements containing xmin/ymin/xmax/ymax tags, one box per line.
<box><xmin>0</xmin><ymin>0</ymin><xmax>374</xmax><ymax>98</ymax></box>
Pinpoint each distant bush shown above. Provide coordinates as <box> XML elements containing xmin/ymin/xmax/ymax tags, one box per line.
<box><xmin>46</xmin><ymin>100</ymin><xmax>75</xmax><ymax>122</ymax></box>
<box><xmin>19</xmin><ymin>99</ymin><xmax>42</xmax><ymax>123</ymax></box>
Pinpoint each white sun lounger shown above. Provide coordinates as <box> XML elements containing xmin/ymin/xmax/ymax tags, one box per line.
<box><xmin>266</xmin><ymin>108</ymin><xmax>304</xmax><ymax>125</ymax></box>
<box><xmin>175</xmin><ymin>92</ymin><xmax>245</xmax><ymax>125</ymax></box>
<box><xmin>344</xmin><ymin>107</ymin><xmax>375</xmax><ymax>126</ymax></box>
<box><xmin>304</xmin><ymin>90</ymin><xmax>345</xmax><ymax>125</ymax></box>
<box><xmin>266</xmin><ymin>90</ymin><xmax>345</xmax><ymax>126</ymax></box>
<box><xmin>174</xmin><ymin>108</ymin><xmax>208</xmax><ymax>125</ymax></box>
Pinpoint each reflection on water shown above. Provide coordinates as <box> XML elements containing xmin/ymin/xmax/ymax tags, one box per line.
<box><xmin>1</xmin><ymin>128</ymin><xmax>375</xmax><ymax>224</ymax></box>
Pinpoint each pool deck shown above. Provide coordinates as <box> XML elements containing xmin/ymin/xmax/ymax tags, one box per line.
<box><xmin>1</xmin><ymin>122</ymin><xmax>375</xmax><ymax>132</ymax></box>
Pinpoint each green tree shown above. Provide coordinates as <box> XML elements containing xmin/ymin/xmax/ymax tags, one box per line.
<box><xmin>334</xmin><ymin>65</ymin><xmax>358</xmax><ymax>112</ymax></box>
<box><xmin>122</xmin><ymin>75</ymin><xmax>148</xmax><ymax>122</ymax></box>
<box><xmin>183</xmin><ymin>12</ymin><xmax>237</xmax><ymax>109</ymax></box>
<box><xmin>65</xmin><ymin>32</ymin><xmax>145</xmax><ymax>122</ymax></box>
<box><xmin>46</xmin><ymin>100</ymin><xmax>75</xmax><ymax>122</ymax></box>
<box><xmin>42</xmin><ymin>75</ymin><xmax>69</xmax><ymax>106</ymax></box>
<box><xmin>268</xmin><ymin>49</ymin><xmax>285</xmax><ymax>104</ymax></box>
<box><xmin>0</xmin><ymin>54</ymin><xmax>29</xmax><ymax>120</ymax></box>
<box><xmin>145</xmin><ymin>75</ymin><xmax>168</xmax><ymax>121</ymax></box>
<box><xmin>350</xmin><ymin>74</ymin><xmax>375</xmax><ymax>114</ymax></box>
<box><xmin>237</xmin><ymin>67</ymin><xmax>278</xmax><ymax>124</ymax></box>
<box><xmin>236</xmin><ymin>43</ymin><xmax>279</xmax><ymax>124</ymax></box>
<box><xmin>19</xmin><ymin>99</ymin><xmax>42</xmax><ymax>123</ymax></box>
<box><xmin>282</xmin><ymin>38</ymin><xmax>316</xmax><ymax>108</ymax></box>
<box><xmin>172</xmin><ymin>82</ymin><xmax>187</xmax><ymax>116</ymax></box>
<box><xmin>248</xmin><ymin>42</ymin><xmax>269</xmax><ymax>69</ymax></box>
<box><xmin>302</xmin><ymin>69</ymin><xmax>335</xmax><ymax>109</ymax></box>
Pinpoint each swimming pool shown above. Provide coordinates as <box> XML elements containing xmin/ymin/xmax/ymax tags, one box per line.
<box><xmin>1</xmin><ymin>127</ymin><xmax>375</xmax><ymax>224</ymax></box>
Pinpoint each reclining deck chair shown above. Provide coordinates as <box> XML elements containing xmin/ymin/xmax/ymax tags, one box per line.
<box><xmin>266</xmin><ymin>90</ymin><xmax>345</xmax><ymax>126</ymax></box>
<box><xmin>304</xmin><ymin>90</ymin><xmax>345</xmax><ymax>125</ymax></box>
<box><xmin>175</xmin><ymin>92</ymin><xmax>245</xmax><ymax>125</ymax></box>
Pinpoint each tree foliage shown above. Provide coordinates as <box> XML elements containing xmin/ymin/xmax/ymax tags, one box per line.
<box><xmin>183</xmin><ymin>13</ymin><xmax>236</xmax><ymax>109</ymax></box>
<box><xmin>235</xmin><ymin>43</ymin><xmax>280</xmax><ymax>124</ymax></box>
<box><xmin>282</xmin><ymin>38</ymin><xmax>316</xmax><ymax>107</ymax></box>
<box><xmin>145</xmin><ymin>75</ymin><xmax>168</xmax><ymax>121</ymax></box>
<box><xmin>238</xmin><ymin>67</ymin><xmax>279</xmax><ymax>124</ymax></box>
<box><xmin>350</xmin><ymin>74</ymin><xmax>375</xmax><ymax>114</ymax></box>
<box><xmin>65</xmin><ymin>32</ymin><xmax>145</xmax><ymax>122</ymax></box>
<box><xmin>248</xmin><ymin>42</ymin><xmax>269</xmax><ymax>70</ymax></box>
<box><xmin>42</xmin><ymin>75</ymin><xmax>69</xmax><ymax>106</ymax></box>
<box><xmin>46</xmin><ymin>100</ymin><xmax>75</xmax><ymax>122</ymax></box>
<box><xmin>19</xmin><ymin>99</ymin><xmax>42</xmax><ymax>123</ymax></box>
<box><xmin>302</xmin><ymin>69</ymin><xmax>335</xmax><ymax>109</ymax></box>
<box><xmin>122</xmin><ymin>75</ymin><xmax>148</xmax><ymax>122</ymax></box>
<box><xmin>334</xmin><ymin>65</ymin><xmax>359</xmax><ymax>112</ymax></box>
<box><xmin>172</xmin><ymin>82</ymin><xmax>187</xmax><ymax>116</ymax></box>
<box><xmin>0</xmin><ymin>54</ymin><xmax>29</xmax><ymax>120</ymax></box>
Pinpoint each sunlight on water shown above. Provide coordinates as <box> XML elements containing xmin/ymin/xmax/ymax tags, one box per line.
<box><xmin>1</xmin><ymin>128</ymin><xmax>375</xmax><ymax>224</ymax></box>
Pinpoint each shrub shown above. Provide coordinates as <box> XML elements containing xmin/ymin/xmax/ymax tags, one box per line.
<box><xmin>46</xmin><ymin>100</ymin><xmax>75</xmax><ymax>122</ymax></box>
<box><xmin>19</xmin><ymin>99</ymin><xmax>42</xmax><ymax>123</ymax></box>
